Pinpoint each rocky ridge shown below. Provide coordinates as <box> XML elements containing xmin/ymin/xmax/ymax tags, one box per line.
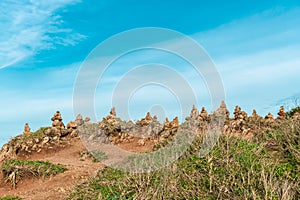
<box><xmin>1</xmin><ymin>103</ymin><xmax>300</xmax><ymax>163</ymax></box>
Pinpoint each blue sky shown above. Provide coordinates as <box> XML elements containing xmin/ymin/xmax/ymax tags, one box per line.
<box><xmin>1</xmin><ymin>0</ymin><xmax>300</xmax><ymax>145</ymax></box>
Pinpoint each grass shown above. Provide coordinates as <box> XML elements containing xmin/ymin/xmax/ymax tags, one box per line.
<box><xmin>20</xmin><ymin>127</ymin><xmax>49</xmax><ymax>142</ymax></box>
<box><xmin>0</xmin><ymin>197</ymin><xmax>22</xmax><ymax>200</ymax></box>
<box><xmin>1</xmin><ymin>159</ymin><xmax>67</xmax><ymax>188</ymax></box>
<box><xmin>68</xmin><ymin>118</ymin><xmax>300</xmax><ymax>200</ymax></box>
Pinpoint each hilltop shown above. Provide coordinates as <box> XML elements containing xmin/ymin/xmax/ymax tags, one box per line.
<box><xmin>0</xmin><ymin>102</ymin><xmax>299</xmax><ymax>199</ymax></box>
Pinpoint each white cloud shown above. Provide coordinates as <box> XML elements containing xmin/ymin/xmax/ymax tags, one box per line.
<box><xmin>0</xmin><ymin>0</ymin><xmax>85</xmax><ymax>69</ymax></box>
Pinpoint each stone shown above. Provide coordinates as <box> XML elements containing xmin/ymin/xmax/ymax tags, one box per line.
<box><xmin>199</xmin><ymin>107</ymin><xmax>209</xmax><ymax>121</ymax></box>
<box><xmin>51</xmin><ymin>111</ymin><xmax>62</xmax><ymax>121</ymax></box>
<box><xmin>233</xmin><ymin>105</ymin><xmax>247</xmax><ymax>120</ymax></box>
<box><xmin>75</xmin><ymin>114</ymin><xmax>84</xmax><ymax>126</ymax></box>
<box><xmin>84</xmin><ymin>117</ymin><xmax>91</xmax><ymax>123</ymax></box>
<box><xmin>136</xmin><ymin>112</ymin><xmax>153</xmax><ymax>126</ymax></box>
<box><xmin>218</xmin><ymin>101</ymin><xmax>230</xmax><ymax>119</ymax></box>
<box><xmin>190</xmin><ymin>105</ymin><xmax>199</xmax><ymax>119</ymax></box>
<box><xmin>110</xmin><ymin>107</ymin><xmax>116</xmax><ymax>116</ymax></box>
<box><xmin>145</xmin><ymin>112</ymin><xmax>152</xmax><ymax>121</ymax></box>
<box><xmin>265</xmin><ymin>112</ymin><xmax>274</xmax><ymax>121</ymax></box>
<box><xmin>48</xmin><ymin>111</ymin><xmax>66</xmax><ymax>137</ymax></box>
<box><xmin>67</xmin><ymin>121</ymin><xmax>77</xmax><ymax>129</ymax></box>
<box><xmin>169</xmin><ymin>116</ymin><xmax>179</xmax><ymax>128</ymax></box>
<box><xmin>42</xmin><ymin>137</ymin><xmax>50</xmax><ymax>145</ymax></box>
<box><xmin>137</xmin><ymin>138</ymin><xmax>146</xmax><ymax>146</ymax></box>
<box><xmin>164</xmin><ymin>118</ymin><xmax>170</xmax><ymax>129</ymax></box>
<box><xmin>277</xmin><ymin>106</ymin><xmax>286</xmax><ymax>120</ymax></box>
<box><xmin>23</xmin><ymin>123</ymin><xmax>31</xmax><ymax>135</ymax></box>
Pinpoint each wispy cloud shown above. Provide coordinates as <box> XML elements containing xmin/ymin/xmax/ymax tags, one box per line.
<box><xmin>0</xmin><ymin>0</ymin><xmax>85</xmax><ymax>69</ymax></box>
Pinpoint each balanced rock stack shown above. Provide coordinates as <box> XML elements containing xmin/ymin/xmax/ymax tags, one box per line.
<box><xmin>101</xmin><ymin>107</ymin><xmax>117</xmax><ymax>126</ymax></box>
<box><xmin>75</xmin><ymin>114</ymin><xmax>84</xmax><ymax>126</ymax></box>
<box><xmin>250</xmin><ymin>109</ymin><xmax>263</xmax><ymax>120</ymax></box>
<box><xmin>23</xmin><ymin>123</ymin><xmax>31</xmax><ymax>135</ymax></box>
<box><xmin>66</xmin><ymin>114</ymin><xmax>90</xmax><ymax>137</ymax></box>
<box><xmin>277</xmin><ymin>106</ymin><xmax>286</xmax><ymax>120</ymax></box>
<box><xmin>169</xmin><ymin>116</ymin><xmax>179</xmax><ymax>128</ymax></box>
<box><xmin>51</xmin><ymin>111</ymin><xmax>65</xmax><ymax>129</ymax></box>
<box><xmin>66</xmin><ymin>121</ymin><xmax>78</xmax><ymax>137</ymax></box>
<box><xmin>199</xmin><ymin>107</ymin><xmax>209</xmax><ymax>121</ymax></box>
<box><xmin>265</xmin><ymin>112</ymin><xmax>274</xmax><ymax>122</ymax></box>
<box><xmin>228</xmin><ymin>105</ymin><xmax>250</xmax><ymax>135</ymax></box>
<box><xmin>45</xmin><ymin>111</ymin><xmax>67</xmax><ymax>137</ymax></box>
<box><xmin>136</xmin><ymin>112</ymin><xmax>153</xmax><ymax>127</ymax></box>
<box><xmin>219</xmin><ymin>101</ymin><xmax>230</xmax><ymax>120</ymax></box>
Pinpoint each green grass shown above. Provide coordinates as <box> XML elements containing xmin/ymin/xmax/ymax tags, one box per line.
<box><xmin>0</xmin><ymin>196</ymin><xmax>22</xmax><ymax>200</ymax></box>
<box><xmin>68</xmin><ymin>118</ymin><xmax>300</xmax><ymax>200</ymax></box>
<box><xmin>20</xmin><ymin>127</ymin><xmax>49</xmax><ymax>142</ymax></box>
<box><xmin>1</xmin><ymin>159</ymin><xmax>67</xmax><ymax>188</ymax></box>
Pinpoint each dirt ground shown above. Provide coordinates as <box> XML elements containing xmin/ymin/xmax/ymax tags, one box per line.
<box><xmin>0</xmin><ymin>138</ymin><xmax>154</xmax><ymax>200</ymax></box>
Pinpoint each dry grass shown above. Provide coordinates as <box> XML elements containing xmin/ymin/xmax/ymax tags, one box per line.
<box><xmin>1</xmin><ymin>159</ymin><xmax>67</xmax><ymax>188</ymax></box>
<box><xmin>68</xmin><ymin>118</ymin><xmax>299</xmax><ymax>199</ymax></box>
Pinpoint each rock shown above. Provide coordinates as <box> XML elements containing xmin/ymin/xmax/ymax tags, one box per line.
<box><xmin>23</xmin><ymin>123</ymin><xmax>31</xmax><ymax>135</ymax></box>
<box><xmin>67</xmin><ymin>121</ymin><xmax>77</xmax><ymax>129</ymax></box>
<box><xmin>277</xmin><ymin>106</ymin><xmax>286</xmax><ymax>120</ymax></box>
<box><xmin>51</xmin><ymin>111</ymin><xmax>62</xmax><ymax>121</ymax></box>
<box><xmin>137</xmin><ymin>139</ymin><xmax>146</xmax><ymax>146</ymax></box>
<box><xmin>42</xmin><ymin>137</ymin><xmax>50</xmax><ymax>145</ymax></box>
<box><xmin>217</xmin><ymin>101</ymin><xmax>230</xmax><ymax>119</ymax></box>
<box><xmin>145</xmin><ymin>112</ymin><xmax>152</xmax><ymax>121</ymax></box>
<box><xmin>190</xmin><ymin>105</ymin><xmax>199</xmax><ymax>119</ymax></box>
<box><xmin>50</xmin><ymin>111</ymin><xmax>66</xmax><ymax>137</ymax></box>
<box><xmin>75</xmin><ymin>114</ymin><xmax>84</xmax><ymax>126</ymax></box>
<box><xmin>164</xmin><ymin>118</ymin><xmax>170</xmax><ymax>129</ymax></box>
<box><xmin>136</xmin><ymin>112</ymin><xmax>153</xmax><ymax>126</ymax></box>
<box><xmin>169</xmin><ymin>116</ymin><xmax>179</xmax><ymax>128</ymax></box>
<box><xmin>233</xmin><ymin>105</ymin><xmax>247</xmax><ymax>120</ymax></box>
<box><xmin>110</xmin><ymin>107</ymin><xmax>116</xmax><ymax>116</ymax></box>
<box><xmin>84</xmin><ymin>117</ymin><xmax>91</xmax><ymax>123</ymax></box>
<box><xmin>265</xmin><ymin>112</ymin><xmax>274</xmax><ymax>121</ymax></box>
<box><xmin>199</xmin><ymin>107</ymin><xmax>209</xmax><ymax>121</ymax></box>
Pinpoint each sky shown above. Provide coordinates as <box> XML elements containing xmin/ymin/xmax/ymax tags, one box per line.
<box><xmin>1</xmin><ymin>0</ymin><xmax>300</xmax><ymax>146</ymax></box>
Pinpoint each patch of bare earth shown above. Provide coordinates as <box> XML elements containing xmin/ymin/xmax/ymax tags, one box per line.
<box><xmin>0</xmin><ymin>139</ymin><xmax>103</xmax><ymax>200</ymax></box>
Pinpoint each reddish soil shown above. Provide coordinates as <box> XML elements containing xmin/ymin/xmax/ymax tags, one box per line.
<box><xmin>0</xmin><ymin>139</ymin><xmax>103</xmax><ymax>200</ymax></box>
<box><xmin>0</xmin><ymin>137</ymin><xmax>155</xmax><ymax>200</ymax></box>
<box><xmin>117</xmin><ymin>137</ymin><xmax>155</xmax><ymax>153</ymax></box>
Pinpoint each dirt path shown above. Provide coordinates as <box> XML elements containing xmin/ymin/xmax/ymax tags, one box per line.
<box><xmin>0</xmin><ymin>139</ymin><xmax>104</xmax><ymax>200</ymax></box>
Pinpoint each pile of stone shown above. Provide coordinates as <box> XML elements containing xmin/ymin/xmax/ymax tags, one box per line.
<box><xmin>66</xmin><ymin>114</ymin><xmax>90</xmax><ymax>138</ymax></box>
<box><xmin>277</xmin><ymin>106</ymin><xmax>286</xmax><ymax>120</ymax></box>
<box><xmin>265</xmin><ymin>112</ymin><xmax>275</xmax><ymax>122</ymax></box>
<box><xmin>44</xmin><ymin>111</ymin><xmax>68</xmax><ymax>137</ymax></box>
<box><xmin>23</xmin><ymin>123</ymin><xmax>31</xmax><ymax>135</ymax></box>
<box><xmin>199</xmin><ymin>107</ymin><xmax>209</xmax><ymax>121</ymax></box>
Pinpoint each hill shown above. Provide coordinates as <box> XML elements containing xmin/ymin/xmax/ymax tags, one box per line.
<box><xmin>0</xmin><ymin>103</ymin><xmax>299</xmax><ymax>199</ymax></box>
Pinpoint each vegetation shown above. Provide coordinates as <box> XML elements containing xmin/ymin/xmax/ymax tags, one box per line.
<box><xmin>68</xmin><ymin>118</ymin><xmax>299</xmax><ymax>200</ymax></box>
<box><xmin>1</xmin><ymin>159</ymin><xmax>67</xmax><ymax>188</ymax></box>
<box><xmin>0</xmin><ymin>197</ymin><xmax>22</xmax><ymax>200</ymax></box>
<box><xmin>20</xmin><ymin>127</ymin><xmax>49</xmax><ymax>141</ymax></box>
<box><xmin>286</xmin><ymin>106</ymin><xmax>300</xmax><ymax>119</ymax></box>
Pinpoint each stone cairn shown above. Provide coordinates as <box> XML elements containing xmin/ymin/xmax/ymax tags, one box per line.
<box><xmin>277</xmin><ymin>106</ymin><xmax>286</xmax><ymax>120</ymax></box>
<box><xmin>265</xmin><ymin>112</ymin><xmax>275</xmax><ymax>122</ymax></box>
<box><xmin>23</xmin><ymin>123</ymin><xmax>31</xmax><ymax>135</ymax></box>
<box><xmin>44</xmin><ymin>111</ymin><xmax>67</xmax><ymax>137</ymax></box>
